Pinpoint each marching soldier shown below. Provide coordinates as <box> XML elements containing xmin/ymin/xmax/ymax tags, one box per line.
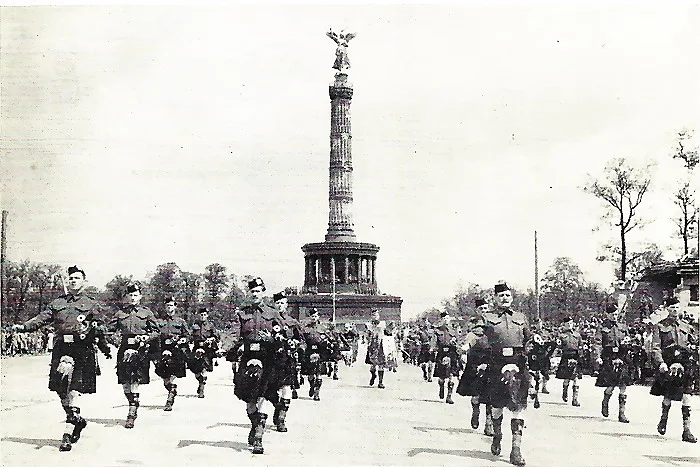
<box><xmin>154</xmin><ymin>297</ymin><xmax>190</xmax><ymax>411</ymax></box>
<box><xmin>457</xmin><ymin>299</ymin><xmax>494</xmax><ymax>436</ymax></box>
<box><xmin>479</xmin><ymin>282</ymin><xmax>531</xmax><ymax>466</ymax></box>
<box><xmin>366</xmin><ymin>309</ymin><xmax>393</xmax><ymax>389</ymax></box>
<box><xmin>342</xmin><ymin>322</ymin><xmax>360</xmax><ymax>365</ymax></box>
<box><xmin>189</xmin><ymin>306</ymin><xmax>220</xmax><ymax>398</ymax></box>
<box><xmin>650</xmin><ymin>297</ymin><xmax>697</xmax><ymax>443</ymax></box>
<box><xmin>593</xmin><ymin>303</ymin><xmax>635</xmax><ymax>423</ymax></box>
<box><xmin>108</xmin><ymin>282</ymin><xmax>160</xmax><ymax>429</ymax></box>
<box><xmin>270</xmin><ymin>290</ymin><xmax>305</xmax><ymax>432</ymax></box>
<box><xmin>527</xmin><ymin>332</ymin><xmax>556</xmax><ymax>409</ymax></box>
<box><xmin>232</xmin><ymin>277</ymin><xmax>283</xmax><ymax>454</ymax></box>
<box><xmin>302</xmin><ymin>308</ymin><xmax>332</xmax><ymax>400</ymax></box>
<box><xmin>433</xmin><ymin>312</ymin><xmax>461</xmax><ymax>404</ymax></box>
<box><xmin>555</xmin><ymin>316</ymin><xmax>583</xmax><ymax>407</ymax></box>
<box><xmin>417</xmin><ymin>320</ymin><xmax>436</xmax><ymax>382</ymax></box>
<box><xmin>12</xmin><ymin>265</ymin><xmax>111</xmax><ymax>452</ymax></box>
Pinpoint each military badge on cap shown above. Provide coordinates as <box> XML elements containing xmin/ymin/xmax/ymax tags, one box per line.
<box><xmin>475</xmin><ymin>297</ymin><xmax>487</xmax><ymax>307</ymax></box>
<box><xmin>247</xmin><ymin>277</ymin><xmax>265</xmax><ymax>291</ymax></box>
<box><xmin>125</xmin><ymin>282</ymin><xmax>141</xmax><ymax>294</ymax></box>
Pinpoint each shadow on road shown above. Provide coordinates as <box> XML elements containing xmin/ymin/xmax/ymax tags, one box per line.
<box><xmin>407</xmin><ymin>447</ymin><xmax>501</xmax><ymax>462</ymax></box>
<box><xmin>85</xmin><ymin>417</ymin><xmax>127</xmax><ymax>427</ymax></box>
<box><xmin>177</xmin><ymin>439</ymin><xmax>249</xmax><ymax>452</ymax></box>
<box><xmin>643</xmin><ymin>455</ymin><xmax>700</xmax><ymax>465</ymax></box>
<box><xmin>549</xmin><ymin>414</ymin><xmax>610</xmax><ymax>422</ymax></box>
<box><xmin>399</xmin><ymin>398</ymin><xmax>443</xmax><ymax>404</ymax></box>
<box><xmin>538</xmin><ymin>400</ymin><xmax>568</xmax><ymax>405</ymax></box>
<box><xmin>413</xmin><ymin>426</ymin><xmax>473</xmax><ymax>435</ymax></box>
<box><xmin>2</xmin><ymin>436</ymin><xmax>59</xmax><ymax>450</ymax></box>
<box><xmin>597</xmin><ymin>432</ymin><xmax>667</xmax><ymax>441</ymax></box>
<box><xmin>206</xmin><ymin>422</ymin><xmax>250</xmax><ymax>430</ymax></box>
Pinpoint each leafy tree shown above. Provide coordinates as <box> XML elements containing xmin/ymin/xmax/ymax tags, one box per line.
<box><xmin>540</xmin><ymin>257</ymin><xmax>585</xmax><ymax>314</ymax></box>
<box><xmin>584</xmin><ymin>157</ymin><xmax>652</xmax><ymax>281</ymax></box>
<box><xmin>203</xmin><ymin>263</ymin><xmax>228</xmax><ymax>307</ymax></box>
<box><xmin>147</xmin><ymin>262</ymin><xmax>183</xmax><ymax>316</ymax></box>
<box><xmin>104</xmin><ymin>274</ymin><xmax>134</xmax><ymax>309</ymax></box>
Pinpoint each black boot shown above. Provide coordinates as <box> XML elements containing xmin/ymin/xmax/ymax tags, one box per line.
<box><xmin>68</xmin><ymin>407</ymin><xmax>87</xmax><ymax>443</ymax></box>
<box><xmin>422</xmin><ymin>365</ymin><xmax>428</xmax><ymax>381</ymax></box>
<box><xmin>313</xmin><ymin>379</ymin><xmax>322</xmax><ymax>401</ymax></box>
<box><xmin>510</xmin><ymin>419</ymin><xmax>526</xmax><ymax>466</ymax></box>
<box><xmin>562</xmin><ymin>383</ymin><xmax>569</xmax><ymax>402</ymax></box>
<box><xmin>658</xmin><ymin>402</ymin><xmax>671</xmax><ymax>435</ymax></box>
<box><xmin>682</xmin><ymin>406</ymin><xmax>697</xmax><ymax>443</ymax></box>
<box><xmin>276</xmin><ymin>398</ymin><xmax>290</xmax><ymax>432</ymax></box>
<box><xmin>59</xmin><ymin>433</ymin><xmax>72</xmax><ymax>452</ymax></box>
<box><xmin>247</xmin><ymin>412</ymin><xmax>255</xmax><ymax>446</ymax></box>
<box><xmin>197</xmin><ymin>375</ymin><xmax>207</xmax><ymax>398</ymax></box>
<box><xmin>125</xmin><ymin>393</ymin><xmax>139</xmax><ymax>429</ymax></box>
<box><xmin>291</xmin><ymin>389</ymin><xmax>298</xmax><ymax>399</ymax></box>
<box><xmin>378</xmin><ymin>370</ymin><xmax>385</xmax><ymax>389</ymax></box>
<box><xmin>252</xmin><ymin>413</ymin><xmax>267</xmax><ymax>454</ymax></box>
<box><xmin>571</xmin><ymin>385</ymin><xmax>580</xmax><ymax>407</ymax></box>
<box><xmin>309</xmin><ymin>377</ymin><xmax>315</xmax><ymax>397</ymax></box>
<box><xmin>470</xmin><ymin>402</ymin><xmax>480</xmax><ymax>429</ymax></box>
<box><xmin>484</xmin><ymin>405</ymin><xmax>494</xmax><ymax>436</ymax></box>
<box><xmin>618</xmin><ymin>394</ymin><xmax>629</xmax><ymax>423</ymax></box>
<box><xmin>446</xmin><ymin>381</ymin><xmax>454</xmax><ymax>404</ymax></box>
<box><xmin>491</xmin><ymin>415</ymin><xmax>503</xmax><ymax>455</ymax></box>
<box><xmin>601</xmin><ymin>391</ymin><xmax>611</xmax><ymax>418</ymax></box>
<box><xmin>164</xmin><ymin>383</ymin><xmax>177</xmax><ymax>411</ymax></box>
<box><xmin>369</xmin><ymin>370</ymin><xmax>376</xmax><ymax>386</ymax></box>
<box><xmin>439</xmin><ymin>381</ymin><xmax>445</xmax><ymax>400</ymax></box>
<box><xmin>333</xmin><ymin>363</ymin><xmax>339</xmax><ymax>380</ymax></box>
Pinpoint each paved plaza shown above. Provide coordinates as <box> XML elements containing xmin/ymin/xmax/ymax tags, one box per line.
<box><xmin>1</xmin><ymin>349</ymin><xmax>699</xmax><ymax>467</ymax></box>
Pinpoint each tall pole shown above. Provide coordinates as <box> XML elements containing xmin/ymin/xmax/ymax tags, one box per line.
<box><xmin>1</xmin><ymin>210</ymin><xmax>7</xmax><ymax>311</ymax></box>
<box><xmin>535</xmin><ymin>230</ymin><xmax>540</xmax><ymax>323</ymax></box>
<box><xmin>331</xmin><ymin>258</ymin><xmax>337</xmax><ymax>324</ymax></box>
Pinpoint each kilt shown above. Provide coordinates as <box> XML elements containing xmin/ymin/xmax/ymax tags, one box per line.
<box><xmin>417</xmin><ymin>346</ymin><xmax>435</xmax><ymax>364</ymax></box>
<box><xmin>48</xmin><ymin>334</ymin><xmax>98</xmax><ymax>394</ymax></box>
<box><xmin>433</xmin><ymin>345</ymin><xmax>461</xmax><ymax>378</ymax></box>
<box><xmin>153</xmin><ymin>339</ymin><xmax>187</xmax><ymax>379</ymax></box>
<box><xmin>267</xmin><ymin>349</ymin><xmax>297</xmax><ymax>389</ymax></box>
<box><xmin>234</xmin><ymin>341</ymin><xmax>276</xmax><ymax>403</ymax></box>
<box><xmin>484</xmin><ymin>349</ymin><xmax>530</xmax><ymax>411</ymax></box>
<box><xmin>457</xmin><ymin>352</ymin><xmax>490</xmax><ymax>397</ymax></box>
<box><xmin>650</xmin><ymin>347</ymin><xmax>695</xmax><ymax>401</ymax></box>
<box><xmin>189</xmin><ymin>341</ymin><xmax>217</xmax><ymax>374</ymax></box>
<box><xmin>528</xmin><ymin>351</ymin><xmax>551</xmax><ymax>374</ymax></box>
<box><xmin>116</xmin><ymin>336</ymin><xmax>152</xmax><ymax>385</ymax></box>
<box><xmin>595</xmin><ymin>346</ymin><xmax>635</xmax><ymax>387</ymax></box>
<box><xmin>555</xmin><ymin>350</ymin><xmax>582</xmax><ymax>380</ymax></box>
<box><xmin>302</xmin><ymin>343</ymin><xmax>330</xmax><ymax>376</ymax></box>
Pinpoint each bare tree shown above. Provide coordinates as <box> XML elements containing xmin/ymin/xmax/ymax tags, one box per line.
<box><xmin>673</xmin><ymin>129</ymin><xmax>699</xmax><ymax>170</ymax></box>
<box><xmin>584</xmin><ymin>157</ymin><xmax>652</xmax><ymax>281</ymax></box>
<box><xmin>673</xmin><ymin>183</ymin><xmax>697</xmax><ymax>255</ymax></box>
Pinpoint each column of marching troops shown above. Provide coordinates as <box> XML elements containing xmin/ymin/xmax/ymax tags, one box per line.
<box><xmin>10</xmin><ymin>265</ymin><xmax>699</xmax><ymax>465</ymax></box>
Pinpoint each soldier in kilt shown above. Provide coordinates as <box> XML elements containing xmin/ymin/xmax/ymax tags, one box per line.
<box><xmin>457</xmin><ymin>305</ymin><xmax>495</xmax><ymax>436</ymax></box>
<box><xmin>108</xmin><ymin>282</ymin><xmax>160</xmax><ymax>429</ymax></box>
<box><xmin>526</xmin><ymin>332</ymin><xmax>556</xmax><ymax>409</ymax></box>
<box><xmin>302</xmin><ymin>308</ymin><xmax>333</xmax><ymax>400</ymax></box>
<box><xmin>593</xmin><ymin>303</ymin><xmax>635</xmax><ymax>423</ymax></box>
<box><xmin>366</xmin><ymin>309</ymin><xmax>394</xmax><ymax>389</ymax></box>
<box><xmin>650</xmin><ymin>297</ymin><xmax>697</xmax><ymax>443</ymax></box>
<box><xmin>432</xmin><ymin>312</ymin><xmax>461</xmax><ymax>404</ymax></box>
<box><xmin>555</xmin><ymin>316</ymin><xmax>583</xmax><ymax>407</ymax></box>
<box><xmin>154</xmin><ymin>297</ymin><xmax>190</xmax><ymax>412</ymax></box>
<box><xmin>269</xmin><ymin>291</ymin><xmax>305</xmax><ymax>432</ymax></box>
<box><xmin>189</xmin><ymin>307</ymin><xmax>220</xmax><ymax>398</ymax></box>
<box><xmin>417</xmin><ymin>321</ymin><xmax>436</xmax><ymax>382</ymax></box>
<box><xmin>232</xmin><ymin>277</ymin><xmax>284</xmax><ymax>454</ymax></box>
<box><xmin>12</xmin><ymin>265</ymin><xmax>111</xmax><ymax>452</ymax></box>
<box><xmin>479</xmin><ymin>282</ymin><xmax>531</xmax><ymax>466</ymax></box>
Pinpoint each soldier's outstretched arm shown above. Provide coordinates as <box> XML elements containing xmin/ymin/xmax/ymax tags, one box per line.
<box><xmin>15</xmin><ymin>304</ymin><xmax>55</xmax><ymax>332</ymax></box>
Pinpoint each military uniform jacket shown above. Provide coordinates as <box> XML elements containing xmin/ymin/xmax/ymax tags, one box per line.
<box><xmin>109</xmin><ymin>305</ymin><xmax>160</xmax><ymax>338</ymax></box>
<box><xmin>278</xmin><ymin>313</ymin><xmax>304</xmax><ymax>342</ymax></box>
<box><xmin>558</xmin><ymin>329</ymin><xmax>583</xmax><ymax>352</ymax></box>
<box><xmin>593</xmin><ymin>318</ymin><xmax>629</xmax><ymax>361</ymax></box>
<box><xmin>23</xmin><ymin>293</ymin><xmax>105</xmax><ymax>337</ymax></box>
<box><xmin>303</xmin><ymin>322</ymin><xmax>331</xmax><ymax>351</ymax></box>
<box><xmin>191</xmin><ymin>321</ymin><xmax>219</xmax><ymax>343</ymax></box>
<box><xmin>651</xmin><ymin>316</ymin><xmax>696</xmax><ymax>367</ymax></box>
<box><xmin>157</xmin><ymin>316</ymin><xmax>189</xmax><ymax>339</ymax></box>
<box><xmin>235</xmin><ymin>300</ymin><xmax>282</xmax><ymax>343</ymax></box>
<box><xmin>479</xmin><ymin>307</ymin><xmax>532</xmax><ymax>356</ymax></box>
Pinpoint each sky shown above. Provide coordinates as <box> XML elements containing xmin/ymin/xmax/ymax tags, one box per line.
<box><xmin>1</xmin><ymin>4</ymin><xmax>699</xmax><ymax>320</ymax></box>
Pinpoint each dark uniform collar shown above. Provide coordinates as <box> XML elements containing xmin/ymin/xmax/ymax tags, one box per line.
<box><xmin>66</xmin><ymin>293</ymin><xmax>82</xmax><ymax>302</ymax></box>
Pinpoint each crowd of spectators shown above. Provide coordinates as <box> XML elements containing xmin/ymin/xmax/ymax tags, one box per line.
<box><xmin>1</xmin><ymin>328</ymin><xmax>53</xmax><ymax>357</ymax></box>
